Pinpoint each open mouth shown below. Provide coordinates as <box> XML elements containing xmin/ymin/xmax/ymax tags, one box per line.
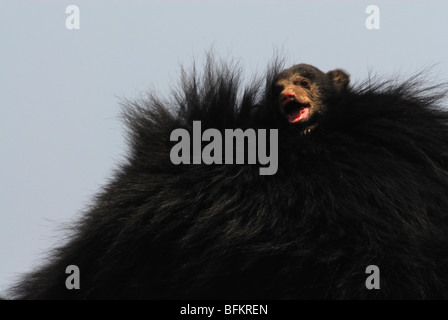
<box><xmin>282</xmin><ymin>100</ymin><xmax>311</xmax><ymax>124</ymax></box>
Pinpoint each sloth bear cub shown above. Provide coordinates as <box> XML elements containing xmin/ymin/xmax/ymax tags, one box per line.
<box><xmin>11</xmin><ymin>58</ymin><xmax>448</xmax><ymax>299</ymax></box>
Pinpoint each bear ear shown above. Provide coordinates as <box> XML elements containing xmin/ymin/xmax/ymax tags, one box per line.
<box><xmin>327</xmin><ymin>69</ymin><xmax>350</xmax><ymax>92</ymax></box>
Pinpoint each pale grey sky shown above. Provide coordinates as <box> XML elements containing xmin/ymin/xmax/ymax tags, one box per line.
<box><xmin>1</xmin><ymin>0</ymin><xmax>447</xmax><ymax>296</ymax></box>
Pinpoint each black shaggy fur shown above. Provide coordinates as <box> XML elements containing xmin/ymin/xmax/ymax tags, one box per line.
<box><xmin>10</xmin><ymin>57</ymin><xmax>448</xmax><ymax>299</ymax></box>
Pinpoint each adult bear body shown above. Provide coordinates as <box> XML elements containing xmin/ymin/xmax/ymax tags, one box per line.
<box><xmin>11</xmin><ymin>58</ymin><xmax>448</xmax><ymax>299</ymax></box>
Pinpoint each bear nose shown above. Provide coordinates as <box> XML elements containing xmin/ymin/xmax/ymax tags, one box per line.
<box><xmin>280</xmin><ymin>92</ymin><xmax>296</xmax><ymax>102</ymax></box>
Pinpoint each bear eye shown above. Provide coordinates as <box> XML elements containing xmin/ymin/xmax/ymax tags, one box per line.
<box><xmin>300</xmin><ymin>80</ymin><xmax>309</xmax><ymax>88</ymax></box>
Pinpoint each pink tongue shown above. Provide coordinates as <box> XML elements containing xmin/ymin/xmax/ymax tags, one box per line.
<box><xmin>288</xmin><ymin>107</ymin><xmax>309</xmax><ymax>123</ymax></box>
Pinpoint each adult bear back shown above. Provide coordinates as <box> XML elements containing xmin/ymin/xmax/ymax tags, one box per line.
<box><xmin>10</xmin><ymin>57</ymin><xmax>448</xmax><ymax>299</ymax></box>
